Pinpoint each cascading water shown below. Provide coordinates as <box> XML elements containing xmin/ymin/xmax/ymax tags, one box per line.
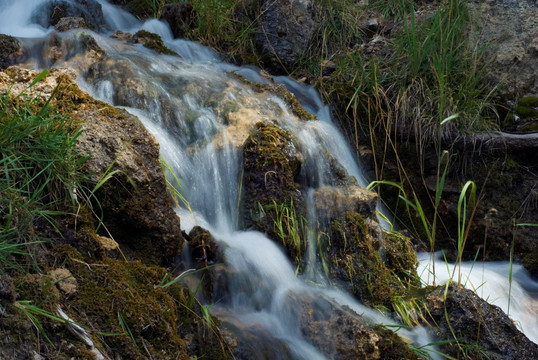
<box><xmin>2</xmin><ymin>0</ymin><xmax>537</xmax><ymax>357</ymax></box>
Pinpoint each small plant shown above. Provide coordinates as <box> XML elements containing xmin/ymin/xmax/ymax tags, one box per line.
<box><xmin>266</xmin><ymin>199</ymin><xmax>306</xmax><ymax>269</ymax></box>
<box><xmin>15</xmin><ymin>301</ymin><xmax>75</xmax><ymax>345</ymax></box>
<box><xmin>118</xmin><ymin>312</ymin><xmax>138</xmax><ymax>350</ymax></box>
<box><xmin>160</xmin><ymin>157</ymin><xmax>192</xmax><ymax>213</ymax></box>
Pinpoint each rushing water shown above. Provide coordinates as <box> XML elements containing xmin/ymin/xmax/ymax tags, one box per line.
<box><xmin>1</xmin><ymin>0</ymin><xmax>537</xmax><ymax>356</ymax></box>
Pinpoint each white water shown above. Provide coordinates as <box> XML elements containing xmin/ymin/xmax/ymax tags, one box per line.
<box><xmin>2</xmin><ymin>0</ymin><xmax>536</xmax><ymax>355</ymax></box>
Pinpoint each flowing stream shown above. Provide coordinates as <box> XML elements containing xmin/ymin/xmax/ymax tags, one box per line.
<box><xmin>1</xmin><ymin>0</ymin><xmax>537</xmax><ymax>356</ymax></box>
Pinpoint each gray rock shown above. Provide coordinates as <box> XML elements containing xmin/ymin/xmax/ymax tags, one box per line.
<box><xmin>468</xmin><ymin>0</ymin><xmax>538</xmax><ymax>98</ymax></box>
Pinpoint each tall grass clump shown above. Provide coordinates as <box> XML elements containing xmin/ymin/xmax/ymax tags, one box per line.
<box><xmin>385</xmin><ymin>0</ymin><xmax>497</xmax><ymax>153</ymax></box>
<box><xmin>187</xmin><ymin>0</ymin><xmax>259</xmax><ymax>63</ymax></box>
<box><xmin>0</xmin><ymin>70</ymin><xmax>88</xmax><ymax>272</ymax></box>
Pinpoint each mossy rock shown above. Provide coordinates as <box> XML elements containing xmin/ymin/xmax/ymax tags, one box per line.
<box><xmin>52</xmin><ymin>245</ymin><xmax>233</xmax><ymax>359</ymax></box>
<box><xmin>133</xmin><ymin>30</ymin><xmax>178</xmax><ymax>56</ymax></box>
<box><xmin>240</xmin><ymin>122</ymin><xmax>306</xmax><ymax>267</ymax></box>
<box><xmin>382</xmin><ymin>232</ymin><xmax>420</xmax><ymax>287</ymax></box>
<box><xmin>328</xmin><ymin>211</ymin><xmax>404</xmax><ymax>308</ymax></box>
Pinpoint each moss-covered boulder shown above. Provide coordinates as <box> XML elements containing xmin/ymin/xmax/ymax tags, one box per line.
<box><xmin>240</xmin><ymin>122</ymin><xmax>306</xmax><ymax>266</ymax></box>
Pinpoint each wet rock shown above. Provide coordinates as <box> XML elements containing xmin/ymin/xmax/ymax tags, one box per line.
<box><xmin>468</xmin><ymin>0</ymin><xmax>538</xmax><ymax>98</ymax></box>
<box><xmin>160</xmin><ymin>2</ymin><xmax>196</xmax><ymax>39</ymax></box>
<box><xmin>32</xmin><ymin>0</ymin><xmax>104</xmax><ymax>30</ymax></box>
<box><xmin>188</xmin><ymin>226</ymin><xmax>218</xmax><ymax>264</ymax></box>
<box><xmin>133</xmin><ymin>30</ymin><xmax>179</xmax><ymax>56</ymax></box>
<box><xmin>240</xmin><ymin>122</ymin><xmax>305</xmax><ymax>265</ymax></box>
<box><xmin>54</xmin><ymin>16</ymin><xmax>88</xmax><ymax>32</ymax></box>
<box><xmin>255</xmin><ymin>0</ymin><xmax>320</xmax><ymax>72</ymax></box>
<box><xmin>292</xmin><ymin>292</ymin><xmax>420</xmax><ymax>359</ymax></box>
<box><xmin>313</xmin><ymin>185</ymin><xmax>377</xmax><ymax>222</ymax></box>
<box><xmin>0</xmin><ymin>35</ymin><xmax>23</xmax><ymax>70</ymax></box>
<box><xmin>423</xmin><ymin>285</ymin><xmax>538</xmax><ymax>359</ymax></box>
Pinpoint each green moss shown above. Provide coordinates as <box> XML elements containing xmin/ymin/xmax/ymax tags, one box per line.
<box><xmin>518</xmin><ymin>96</ymin><xmax>538</xmax><ymax>108</ymax></box>
<box><xmin>328</xmin><ymin>211</ymin><xmax>404</xmax><ymax>307</ymax></box>
<box><xmin>14</xmin><ymin>274</ymin><xmax>60</xmax><ymax>312</ymax></box>
<box><xmin>382</xmin><ymin>232</ymin><xmax>420</xmax><ymax>287</ymax></box>
<box><xmin>64</xmin><ymin>254</ymin><xmax>188</xmax><ymax>358</ymax></box>
<box><xmin>515</xmin><ymin>104</ymin><xmax>538</xmax><ymax>119</ymax></box>
<box><xmin>133</xmin><ymin>30</ymin><xmax>179</xmax><ymax>56</ymax></box>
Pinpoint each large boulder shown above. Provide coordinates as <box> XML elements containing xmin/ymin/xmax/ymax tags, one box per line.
<box><xmin>0</xmin><ymin>35</ymin><xmax>23</xmax><ymax>70</ymax></box>
<box><xmin>255</xmin><ymin>0</ymin><xmax>320</xmax><ymax>72</ymax></box>
<box><xmin>423</xmin><ymin>285</ymin><xmax>538</xmax><ymax>359</ymax></box>
<box><xmin>32</xmin><ymin>0</ymin><xmax>104</xmax><ymax>30</ymax></box>
<box><xmin>468</xmin><ymin>0</ymin><xmax>538</xmax><ymax>98</ymax></box>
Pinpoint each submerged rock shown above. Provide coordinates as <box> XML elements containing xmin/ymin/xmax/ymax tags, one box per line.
<box><xmin>292</xmin><ymin>292</ymin><xmax>420</xmax><ymax>359</ymax></box>
<box><xmin>54</xmin><ymin>16</ymin><xmax>88</xmax><ymax>32</ymax></box>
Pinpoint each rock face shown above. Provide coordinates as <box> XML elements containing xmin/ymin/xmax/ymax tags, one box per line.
<box><xmin>424</xmin><ymin>285</ymin><xmax>538</xmax><ymax>360</ymax></box>
<box><xmin>0</xmin><ymin>35</ymin><xmax>23</xmax><ymax>70</ymax></box>
<box><xmin>255</xmin><ymin>0</ymin><xmax>319</xmax><ymax>72</ymax></box>
<box><xmin>468</xmin><ymin>0</ymin><xmax>538</xmax><ymax>98</ymax></box>
<box><xmin>160</xmin><ymin>2</ymin><xmax>196</xmax><ymax>38</ymax></box>
<box><xmin>32</xmin><ymin>0</ymin><xmax>104</xmax><ymax>30</ymax></box>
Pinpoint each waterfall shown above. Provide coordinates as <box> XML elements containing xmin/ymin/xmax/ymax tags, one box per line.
<box><xmin>1</xmin><ymin>0</ymin><xmax>536</xmax><ymax>356</ymax></box>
